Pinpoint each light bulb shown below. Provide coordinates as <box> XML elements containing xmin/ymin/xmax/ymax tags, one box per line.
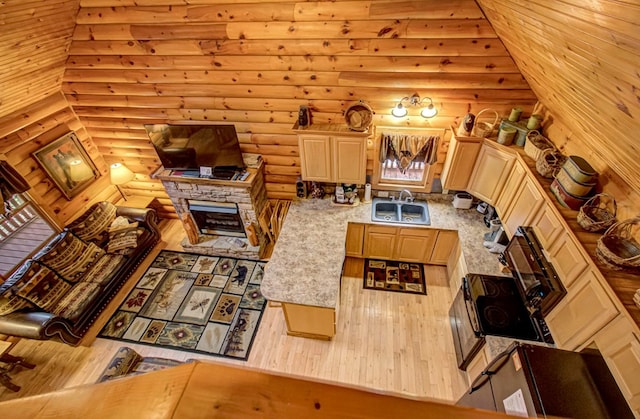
<box><xmin>392</xmin><ymin>104</ymin><xmax>408</xmax><ymax>118</ymax></box>
<box><xmin>420</xmin><ymin>104</ymin><xmax>437</xmax><ymax>118</ymax></box>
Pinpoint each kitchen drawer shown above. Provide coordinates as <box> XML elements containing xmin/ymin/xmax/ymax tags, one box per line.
<box><xmin>366</xmin><ymin>225</ymin><xmax>398</xmax><ymax>235</ymax></box>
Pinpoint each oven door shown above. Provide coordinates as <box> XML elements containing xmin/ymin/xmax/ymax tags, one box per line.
<box><xmin>449</xmin><ymin>282</ymin><xmax>485</xmax><ymax>371</ymax></box>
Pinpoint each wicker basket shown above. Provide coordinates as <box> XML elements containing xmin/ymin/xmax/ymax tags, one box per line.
<box><xmin>344</xmin><ymin>100</ymin><xmax>374</xmax><ymax>132</ymax></box>
<box><xmin>577</xmin><ymin>193</ymin><xmax>617</xmax><ymax>232</ymax></box>
<box><xmin>471</xmin><ymin>108</ymin><xmax>500</xmax><ymax>138</ymax></box>
<box><xmin>536</xmin><ymin>148</ymin><xmax>565</xmax><ymax>178</ymax></box>
<box><xmin>524</xmin><ymin>130</ymin><xmax>553</xmax><ymax>161</ymax></box>
<box><xmin>596</xmin><ymin>216</ymin><xmax>640</xmax><ymax>270</ymax></box>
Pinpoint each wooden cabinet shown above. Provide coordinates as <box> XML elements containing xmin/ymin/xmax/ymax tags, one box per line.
<box><xmin>298</xmin><ymin>134</ymin><xmax>333</xmax><ymax>182</ymax></box>
<box><xmin>465</xmin><ymin>346</ymin><xmax>490</xmax><ymax>386</ymax></box>
<box><xmin>429</xmin><ymin>230</ymin><xmax>459</xmax><ymax>265</ymax></box>
<box><xmin>494</xmin><ymin>159</ymin><xmax>526</xmax><ymax>221</ymax></box>
<box><xmin>501</xmin><ymin>175</ymin><xmax>544</xmax><ymax>238</ymax></box>
<box><xmin>333</xmin><ymin>136</ymin><xmax>367</xmax><ymax>184</ymax></box>
<box><xmin>467</xmin><ymin>143</ymin><xmax>516</xmax><ymax>205</ymax></box>
<box><xmin>296</xmin><ymin>126</ymin><xmax>368</xmax><ymax>184</ymax></box>
<box><xmin>545</xmin><ymin>269</ymin><xmax>618</xmax><ymax>350</ymax></box>
<box><xmin>364</xmin><ymin>225</ymin><xmax>397</xmax><ymax>260</ymax></box>
<box><xmin>593</xmin><ymin>316</ymin><xmax>640</xmax><ymax>414</ymax></box>
<box><xmin>363</xmin><ymin>224</ymin><xmax>443</xmax><ymax>263</ymax></box>
<box><xmin>396</xmin><ymin>228</ymin><xmax>437</xmax><ymax>263</ymax></box>
<box><xmin>345</xmin><ymin>222</ymin><xmax>365</xmax><ymax>257</ymax></box>
<box><xmin>440</xmin><ymin>131</ymin><xmax>483</xmax><ymax>191</ymax></box>
<box><xmin>447</xmin><ymin>239</ymin><xmax>467</xmax><ymax>298</ymax></box>
<box><xmin>281</xmin><ymin>302</ymin><xmax>336</xmax><ymax>340</ymax></box>
<box><xmin>530</xmin><ymin>202</ymin><xmax>564</xmax><ymax>251</ymax></box>
<box><xmin>547</xmin><ymin>232</ymin><xmax>590</xmax><ymax>289</ymax></box>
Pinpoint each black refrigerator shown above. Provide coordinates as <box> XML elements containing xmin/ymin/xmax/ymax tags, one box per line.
<box><xmin>457</xmin><ymin>342</ymin><xmax>634</xmax><ymax>418</ymax></box>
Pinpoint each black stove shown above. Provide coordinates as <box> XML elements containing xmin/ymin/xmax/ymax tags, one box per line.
<box><xmin>450</xmin><ymin>227</ymin><xmax>565</xmax><ymax>370</ymax></box>
<box><xmin>468</xmin><ymin>274</ymin><xmax>540</xmax><ymax>341</ymax></box>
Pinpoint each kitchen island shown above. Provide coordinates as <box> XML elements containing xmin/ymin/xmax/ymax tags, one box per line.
<box><xmin>261</xmin><ymin>195</ymin><xmax>505</xmax><ymax>339</ymax></box>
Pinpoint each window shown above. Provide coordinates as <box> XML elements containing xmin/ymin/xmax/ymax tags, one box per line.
<box><xmin>0</xmin><ymin>193</ymin><xmax>57</xmax><ymax>278</ymax></box>
<box><xmin>372</xmin><ymin>126</ymin><xmax>445</xmax><ymax>191</ymax></box>
<box><xmin>380</xmin><ymin>159</ymin><xmax>427</xmax><ymax>182</ymax></box>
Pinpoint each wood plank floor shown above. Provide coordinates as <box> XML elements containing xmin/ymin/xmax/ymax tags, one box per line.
<box><xmin>0</xmin><ymin>219</ymin><xmax>469</xmax><ymax>404</ymax></box>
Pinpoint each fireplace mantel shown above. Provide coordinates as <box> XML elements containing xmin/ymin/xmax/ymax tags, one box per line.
<box><xmin>155</xmin><ymin>161</ymin><xmax>268</xmax><ymax>260</ymax></box>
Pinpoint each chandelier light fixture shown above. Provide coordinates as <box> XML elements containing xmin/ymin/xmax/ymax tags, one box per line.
<box><xmin>391</xmin><ymin>93</ymin><xmax>438</xmax><ymax>119</ymax></box>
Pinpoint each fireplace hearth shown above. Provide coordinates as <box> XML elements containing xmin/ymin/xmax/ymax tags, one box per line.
<box><xmin>155</xmin><ymin>161</ymin><xmax>268</xmax><ymax>260</ymax></box>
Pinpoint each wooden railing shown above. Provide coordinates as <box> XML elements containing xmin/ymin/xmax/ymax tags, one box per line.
<box><xmin>0</xmin><ymin>195</ymin><xmax>36</xmax><ymax>242</ymax></box>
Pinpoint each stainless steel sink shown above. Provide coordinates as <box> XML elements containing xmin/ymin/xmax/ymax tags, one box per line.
<box><xmin>371</xmin><ymin>198</ymin><xmax>430</xmax><ymax>225</ymax></box>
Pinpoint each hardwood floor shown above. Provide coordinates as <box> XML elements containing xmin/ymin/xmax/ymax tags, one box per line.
<box><xmin>0</xmin><ymin>219</ymin><xmax>469</xmax><ymax>404</ymax></box>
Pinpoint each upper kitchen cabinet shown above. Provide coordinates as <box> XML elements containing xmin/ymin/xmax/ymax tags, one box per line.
<box><xmin>440</xmin><ymin>130</ymin><xmax>483</xmax><ymax>191</ymax></box>
<box><xmin>467</xmin><ymin>142</ymin><xmax>516</xmax><ymax>205</ymax></box>
<box><xmin>298</xmin><ymin>134</ymin><xmax>333</xmax><ymax>182</ymax></box>
<box><xmin>295</xmin><ymin>124</ymin><xmax>370</xmax><ymax>184</ymax></box>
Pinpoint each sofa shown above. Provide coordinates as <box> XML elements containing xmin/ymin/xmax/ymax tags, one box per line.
<box><xmin>0</xmin><ymin>202</ymin><xmax>160</xmax><ymax>345</ymax></box>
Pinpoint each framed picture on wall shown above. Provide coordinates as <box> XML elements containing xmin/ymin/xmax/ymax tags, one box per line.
<box><xmin>33</xmin><ymin>131</ymin><xmax>99</xmax><ymax>200</ymax></box>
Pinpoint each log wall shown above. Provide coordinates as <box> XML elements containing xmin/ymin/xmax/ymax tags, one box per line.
<box><xmin>0</xmin><ymin>92</ymin><xmax>120</xmax><ymax>227</ymax></box>
<box><xmin>62</xmin><ymin>0</ymin><xmax>537</xmax><ymax>216</ymax></box>
<box><xmin>478</xmin><ymin>0</ymin><xmax>640</xmax><ymax>219</ymax></box>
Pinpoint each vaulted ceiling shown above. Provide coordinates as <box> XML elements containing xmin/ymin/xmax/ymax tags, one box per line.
<box><xmin>1</xmin><ymin>1</ymin><xmax>639</xmax><ymax>208</ymax></box>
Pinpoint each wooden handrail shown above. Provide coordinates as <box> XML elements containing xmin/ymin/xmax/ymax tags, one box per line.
<box><xmin>0</xmin><ymin>361</ymin><xmax>521</xmax><ymax>418</ymax></box>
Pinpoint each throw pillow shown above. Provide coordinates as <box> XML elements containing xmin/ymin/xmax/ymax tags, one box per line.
<box><xmin>109</xmin><ymin>216</ymin><xmax>139</xmax><ymax>232</ymax></box>
<box><xmin>34</xmin><ymin>231</ymin><xmax>105</xmax><ymax>282</ymax></box>
<box><xmin>107</xmin><ymin>227</ymin><xmax>143</xmax><ymax>255</ymax></box>
<box><xmin>66</xmin><ymin>201</ymin><xmax>117</xmax><ymax>245</ymax></box>
<box><xmin>15</xmin><ymin>264</ymin><xmax>71</xmax><ymax>311</ymax></box>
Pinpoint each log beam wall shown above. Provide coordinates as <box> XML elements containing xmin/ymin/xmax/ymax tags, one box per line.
<box><xmin>62</xmin><ymin>0</ymin><xmax>537</xmax><ymax>216</ymax></box>
<box><xmin>0</xmin><ymin>92</ymin><xmax>120</xmax><ymax>227</ymax></box>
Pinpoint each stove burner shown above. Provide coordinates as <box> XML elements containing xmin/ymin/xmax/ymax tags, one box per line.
<box><xmin>473</xmin><ymin>275</ymin><xmax>519</xmax><ymax>299</ymax></box>
<box><xmin>476</xmin><ymin>296</ymin><xmax>538</xmax><ymax>340</ymax></box>
<box><xmin>483</xmin><ymin>305</ymin><xmax>510</xmax><ymax>330</ymax></box>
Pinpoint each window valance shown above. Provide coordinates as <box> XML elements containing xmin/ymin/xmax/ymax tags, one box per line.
<box><xmin>379</xmin><ymin>133</ymin><xmax>440</xmax><ymax>173</ymax></box>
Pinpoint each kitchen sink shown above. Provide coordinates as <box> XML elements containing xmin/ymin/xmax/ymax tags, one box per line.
<box><xmin>371</xmin><ymin>198</ymin><xmax>430</xmax><ymax>225</ymax></box>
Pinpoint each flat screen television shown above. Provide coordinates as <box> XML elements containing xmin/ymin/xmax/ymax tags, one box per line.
<box><xmin>145</xmin><ymin>124</ymin><xmax>246</xmax><ymax>176</ymax></box>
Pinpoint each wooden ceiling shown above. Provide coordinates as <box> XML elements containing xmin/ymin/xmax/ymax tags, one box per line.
<box><xmin>477</xmin><ymin>0</ymin><xmax>640</xmax><ymax>198</ymax></box>
<box><xmin>0</xmin><ymin>0</ymin><xmax>80</xmax><ymax>117</ymax></box>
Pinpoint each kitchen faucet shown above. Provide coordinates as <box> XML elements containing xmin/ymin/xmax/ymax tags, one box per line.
<box><xmin>398</xmin><ymin>189</ymin><xmax>414</xmax><ymax>202</ymax></box>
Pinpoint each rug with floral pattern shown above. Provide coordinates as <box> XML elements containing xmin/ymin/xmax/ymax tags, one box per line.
<box><xmin>99</xmin><ymin>250</ymin><xmax>266</xmax><ymax>360</ymax></box>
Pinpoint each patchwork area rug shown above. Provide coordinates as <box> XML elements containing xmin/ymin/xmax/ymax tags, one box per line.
<box><xmin>99</xmin><ymin>250</ymin><xmax>266</xmax><ymax>360</ymax></box>
<box><xmin>363</xmin><ymin>258</ymin><xmax>427</xmax><ymax>295</ymax></box>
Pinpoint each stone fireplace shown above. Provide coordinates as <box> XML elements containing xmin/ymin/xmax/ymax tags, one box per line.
<box><xmin>155</xmin><ymin>161</ymin><xmax>268</xmax><ymax>260</ymax></box>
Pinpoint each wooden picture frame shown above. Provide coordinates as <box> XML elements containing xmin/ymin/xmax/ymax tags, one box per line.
<box><xmin>33</xmin><ymin>132</ymin><xmax>99</xmax><ymax>200</ymax></box>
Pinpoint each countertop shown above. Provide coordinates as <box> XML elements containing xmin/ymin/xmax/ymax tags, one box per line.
<box><xmin>484</xmin><ymin>336</ymin><xmax>555</xmax><ymax>362</ymax></box>
<box><xmin>261</xmin><ymin>195</ymin><xmax>507</xmax><ymax>308</ymax></box>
